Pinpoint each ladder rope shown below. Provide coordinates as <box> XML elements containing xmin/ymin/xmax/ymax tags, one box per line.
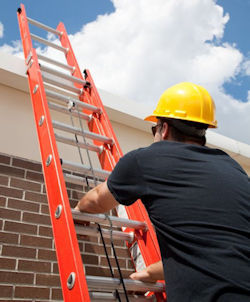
<box><xmin>74</xmin><ymin>97</ymin><xmax>129</xmax><ymax>301</ymax></box>
<box><xmin>97</xmin><ymin>224</ymin><xmax>122</xmax><ymax>302</ymax></box>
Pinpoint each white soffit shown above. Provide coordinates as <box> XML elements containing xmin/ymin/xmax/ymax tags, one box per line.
<box><xmin>0</xmin><ymin>51</ymin><xmax>250</xmax><ymax>164</ymax></box>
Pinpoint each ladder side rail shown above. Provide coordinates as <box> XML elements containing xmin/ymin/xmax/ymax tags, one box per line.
<box><xmin>17</xmin><ymin>5</ymin><xmax>90</xmax><ymax>302</ymax></box>
<box><xmin>56</xmin><ymin>20</ymin><xmax>165</xmax><ymax>300</ymax></box>
<box><xmin>56</xmin><ymin>23</ymin><xmax>119</xmax><ymax>170</ymax></box>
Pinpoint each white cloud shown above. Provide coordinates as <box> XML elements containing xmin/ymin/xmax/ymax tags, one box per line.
<box><xmin>1</xmin><ymin>0</ymin><xmax>250</xmax><ymax>144</ymax></box>
<box><xmin>243</xmin><ymin>60</ymin><xmax>250</xmax><ymax>76</ymax></box>
<box><xmin>0</xmin><ymin>22</ymin><xmax>3</xmax><ymax>38</ymax></box>
<box><xmin>0</xmin><ymin>40</ymin><xmax>23</xmax><ymax>56</ymax></box>
<box><xmin>248</xmin><ymin>91</ymin><xmax>250</xmax><ymax>102</ymax></box>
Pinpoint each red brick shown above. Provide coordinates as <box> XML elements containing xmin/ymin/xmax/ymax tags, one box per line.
<box><xmin>18</xmin><ymin>260</ymin><xmax>51</xmax><ymax>273</ymax></box>
<box><xmin>52</xmin><ymin>262</ymin><xmax>59</xmax><ymax>274</ymax></box>
<box><xmin>2</xmin><ymin>245</ymin><xmax>36</xmax><ymax>259</ymax></box>
<box><xmin>85</xmin><ymin>265</ymin><xmax>112</xmax><ymax>277</ymax></box>
<box><xmin>0</xmin><ymin>164</ymin><xmax>24</xmax><ymax>178</ymax></box>
<box><xmin>72</xmin><ymin>190</ymin><xmax>84</xmax><ymax>200</ymax></box>
<box><xmin>14</xmin><ymin>286</ymin><xmax>49</xmax><ymax>299</ymax></box>
<box><xmin>51</xmin><ymin>288</ymin><xmax>63</xmax><ymax>300</ymax></box>
<box><xmin>36</xmin><ymin>273</ymin><xmax>61</xmax><ymax>286</ymax></box>
<box><xmin>81</xmin><ymin>254</ymin><xmax>98</xmax><ymax>265</ymax></box>
<box><xmin>0</xmin><ymin>220</ymin><xmax>2</xmax><ymax>230</ymax></box>
<box><xmin>10</xmin><ymin>178</ymin><xmax>41</xmax><ymax>192</ymax></box>
<box><xmin>0</xmin><ymin>207</ymin><xmax>21</xmax><ymax>220</ymax></box>
<box><xmin>13</xmin><ymin>158</ymin><xmax>42</xmax><ymax>172</ymax></box>
<box><xmin>22</xmin><ymin>212</ymin><xmax>51</xmax><ymax>225</ymax></box>
<box><xmin>66</xmin><ymin>182</ymin><xmax>83</xmax><ymax>191</ymax></box>
<box><xmin>0</xmin><ymin>196</ymin><xmax>6</xmax><ymax>206</ymax></box>
<box><xmin>114</xmin><ymin>268</ymin><xmax>134</xmax><ymax>278</ymax></box>
<box><xmin>0</xmin><ymin>271</ymin><xmax>34</xmax><ymax>284</ymax></box>
<box><xmin>41</xmin><ymin>204</ymin><xmax>49</xmax><ymax>215</ymax></box>
<box><xmin>26</xmin><ymin>170</ymin><xmax>44</xmax><ymax>182</ymax></box>
<box><xmin>85</xmin><ymin>243</ymin><xmax>111</xmax><ymax>255</ymax></box>
<box><xmin>38</xmin><ymin>249</ymin><xmax>57</xmax><ymax>261</ymax></box>
<box><xmin>69</xmin><ymin>199</ymin><xmax>78</xmax><ymax>208</ymax></box>
<box><xmin>20</xmin><ymin>234</ymin><xmax>52</xmax><ymax>248</ymax></box>
<box><xmin>0</xmin><ymin>186</ymin><xmax>23</xmax><ymax>199</ymax></box>
<box><xmin>0</xmin><ymin>174</ymin><xmax>8</xmax><ymax>186</ymax></box>
<box><xmin>4</xmin><ymin>221</ymin><xmax>37</xmax><ymax>235</ymax></box>
<box><xmin>8</xmin><ymin>198</ymin><xmax>39</xmax><ymax>212</ymax></box>
<box><xmin>0</xmin><ymin>231</ymin><xmax>19</xmax><ymax>244</ymax></box>
<box><xmin>100</xmin><ymin>256</ymin><xmax>126</xmax><ymax>268</ymax></box>
<box><xmin>112</xmin><ymin>247</ymin><xmax>130</xmax><ymax>258</ymax></box>
<box><xmin>0</xmin><ymin>285</ymin><xmax>13</xmax><ymax>297</ymax></box>
<box><xmin>39</xmin><ymin>226</ymin><xmax>53</xmax><ymax>237</ymax></box>
<box><xmin>127</xmin><ymin>259</ymin><xmax>135</xmax><ymax>269</ymax></box>
<box><xmin>0</xmin><ymin>257</ymin><xmax>16</xmax><ymax>269</ymax></box>
<box><xmin>25</xmin><ymin>191</ymin><xmax>47</xmax><ymax>203</ymax></box>
<box><xmin>0</xmin><ymin>154</ymin><xmax>10</xmax><ymax>165</ymax></box>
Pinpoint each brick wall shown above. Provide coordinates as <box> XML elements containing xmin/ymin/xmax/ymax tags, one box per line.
<box><xmin>0</xmin><ymin>153</ymin><xmax>134</xmax><ymax>301</ymax></box>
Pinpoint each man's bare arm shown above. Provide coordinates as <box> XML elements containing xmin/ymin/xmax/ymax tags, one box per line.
<box><xmin>130</xmin><ymin>260</ymin><xmax>164</xmax><ymax>283</ymax></box>
<box><xmin>75</xmin><ymin>181</ymin><xmax>119</xmax><ymax>213</ymax></box>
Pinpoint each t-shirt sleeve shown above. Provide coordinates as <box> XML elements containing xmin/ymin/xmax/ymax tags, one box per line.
<box><xmin>107</xmin><ymin>150</ymin><xmax>145</xmax><ymax>206</ymax></box>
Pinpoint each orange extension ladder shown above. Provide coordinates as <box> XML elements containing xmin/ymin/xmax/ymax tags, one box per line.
<box><xmin>17</xmin><ymin>4</ymin><xmax>166</xmax><ymax>301</ymax></box>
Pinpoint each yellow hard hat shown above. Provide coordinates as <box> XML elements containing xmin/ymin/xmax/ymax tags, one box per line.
<box><xmin>145</xmin><ymin>82</ymin><xmax>217</xmax><ymax>128</ymax></box>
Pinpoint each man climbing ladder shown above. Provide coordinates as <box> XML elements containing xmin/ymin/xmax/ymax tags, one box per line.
<box><xmin>76</xmin><ymin>82</ymin><xmax>250</xmax><ymax>301</ymax></box>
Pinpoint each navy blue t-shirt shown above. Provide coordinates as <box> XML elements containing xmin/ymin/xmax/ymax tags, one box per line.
<box><xmin>107</xmin><ymin>141</ymin><xmax>250</xmax><ymax>302</ymax></box>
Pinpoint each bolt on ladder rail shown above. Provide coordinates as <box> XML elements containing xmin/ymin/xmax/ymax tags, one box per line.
<box><xmin>17</xmin><ymin>4</ymin><xmax>166</xmax><ymax>302</ymax></box>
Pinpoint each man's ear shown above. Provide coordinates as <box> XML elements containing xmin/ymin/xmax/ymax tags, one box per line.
<box><xmin>161</xmin><ymin>122</ymin><xmax>169</xmax><ymax>140</ymax></box>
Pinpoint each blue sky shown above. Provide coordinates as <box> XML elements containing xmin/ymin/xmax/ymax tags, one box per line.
<box><xmin>217</xmin><ymin>0</ymin><xmax>250</xmax><ymax>103</ymax></box>
<box><xmin>0</xmin><ymin>1</ymin><xmax>249</xmax><ymax>143</ymax></box>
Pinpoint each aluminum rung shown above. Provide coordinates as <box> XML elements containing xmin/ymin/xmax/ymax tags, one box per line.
<box><xmin>42</xmin><ymin>74</ymin><xmax>82</xmax><ymax>94</ymax></box>
<box><xmin>48</xmin><ymin>101</ymin><xmax>91</xmax><ymax>122</ymax></box>
<box><xmin>52</xmin><ymin>120</ymin><xmax>113</xmax><ymax>145</ymax></box>
<box><xmin>37</xmin><ymin>54</ymin><xmax>74</xmax><ymax>72</ymax></box>
<box><xmin>55</xmin><ymin>133</ymin><xmax>102</xmax><ymax>154</ymax></box>
<box><xmin>40</xmin><ymin>64</ymin><xmax>87</xmax><ymax>86</ymax></box>
<box><xmin>45</xmin><ymin>89</ymin><xmax>101</xmax><ymax>113</ymax></box>
<box><xmin>30</xmin><ymin>33</ymin><xmax>68</xmax><ymax>53</ymax></box>
<box><xmin>86</xmin><ymin>276</ymin><xmax>165</xmax><ymax>293</ymax></box>
<box><xmin>89</xmin><ymin>291</ymin><xmax>155</xmax><ymax>302</ymax></box>
<box><xmin>72</xmin><ymin>210</ymin><xmax>147</xmax><ymax>231</ymax></box>
<box><xmin>75</xmin><ymin>225</ymin><xmax>134</xmax><ymax>243</ymax></box>
<box><xmin>61</xmin><ymin>159</ymin><xmax>111</xmax><ymax>179</ymax></box>
<box><xmin>27</xmin><ymin>17</ymin><xmax>62</xmax><ymax>36</ymax></box>
<box><xmin>64</xmin><ymin>173</ymin><xmax>103</xmax><ymax>188</ymax></box>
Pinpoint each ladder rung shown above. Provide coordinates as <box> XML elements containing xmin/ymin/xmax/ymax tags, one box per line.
<box><xmin>89</xmin><ymin>292</ymin><xmax>155</xmax><ymax>301</ymax></box>
<box><xmin>64</xmin><ymin>173</ymin><xmax>103</xmax><ymax>188</ymax></box>
<box><xmin>75</xmin><ymin>225</ymin><xmax>134</xmax><ymax>243</ymax></box>
<box><xmin>37</xmin><ymin>54</ymin><xmax>75</xmax><ymax>72</ymax></box>
<box><xmin>48</xmin><ymin>101</ymin><xmax>91</xmax><ymax>122</ymax></box>
<box><xmin>61</xmin><ymin>159</ymin><xmax>111</xmax><ymax>179</ymax></box>
<box><xmin>55</xmin><ymin>133</ymin><xmax>102</xmax><ymax>154</ymax></box>
<box><xmin>52</xmin><ymin>120</ymin><xmax>113</xmax><ymax>145</ymax></box>
<box><xmin>45</xmin><ymin>89</ymin><xmax>101</xmax><ymax>113</ymax></box>
<box><xmin>27</xmin><ymin>17</ymin><xmax>62</xmax><ymax>36</ymax></box>
<box><xmin>40</xmin><ymin>64</ymin><xmax>87</xmax><ymax>86</ymax></box>
<box><xmin>30</xmin><ymin>33</ymin><xmax>68</xmax><ymax>53</ymax></box>
<box><xmin>43</xmin><ymin>74</ymin><xmax>82</xmax><ymax>94</ymax></box>
<box><xmin>72</xmin><ymin>210</ymin><xmax>147</xmax><ymax>231</ymax></box>
<box><xmin>86</xmin><ymin>276</ymin><xmax>165</xmax><ymax>293</ymax></box>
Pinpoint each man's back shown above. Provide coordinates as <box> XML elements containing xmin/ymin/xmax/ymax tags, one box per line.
<box><xmin>108</xmin><ymin>140</ymin><xmax>250</xmax><ymax>301</ymax></box>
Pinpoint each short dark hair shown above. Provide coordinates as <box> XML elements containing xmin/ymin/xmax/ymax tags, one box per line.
<box><xmin>158</xmin><ymin>117</ymin><xmax>208</xmax><ymax>146</ymax></box>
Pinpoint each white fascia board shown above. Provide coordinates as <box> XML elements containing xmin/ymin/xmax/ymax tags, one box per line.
<box><xmin>0</xmin><ymin>51</ymin><xmax>250</xmax><ymax>161</ymax></box>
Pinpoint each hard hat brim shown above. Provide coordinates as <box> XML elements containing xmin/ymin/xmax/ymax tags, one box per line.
<box><xmin>144</xmin><ymin>114</ymin><xmax>217</xmax><ymax>128</ymax></box>
<box><xmin>144</xmin><ymin>115</ymin><xmax>158</xmax><ymax>123</ymax></box>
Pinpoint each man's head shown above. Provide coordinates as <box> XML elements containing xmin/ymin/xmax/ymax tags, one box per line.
<box><xmin>152</xmin><ymin>117</ymin><xmax>208</xmax><ymax>145</ymax></box>
<box><xmin>145</xmin><ymin>82</ymin><xmax>217</xmax><ymax>146</ymax></box>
